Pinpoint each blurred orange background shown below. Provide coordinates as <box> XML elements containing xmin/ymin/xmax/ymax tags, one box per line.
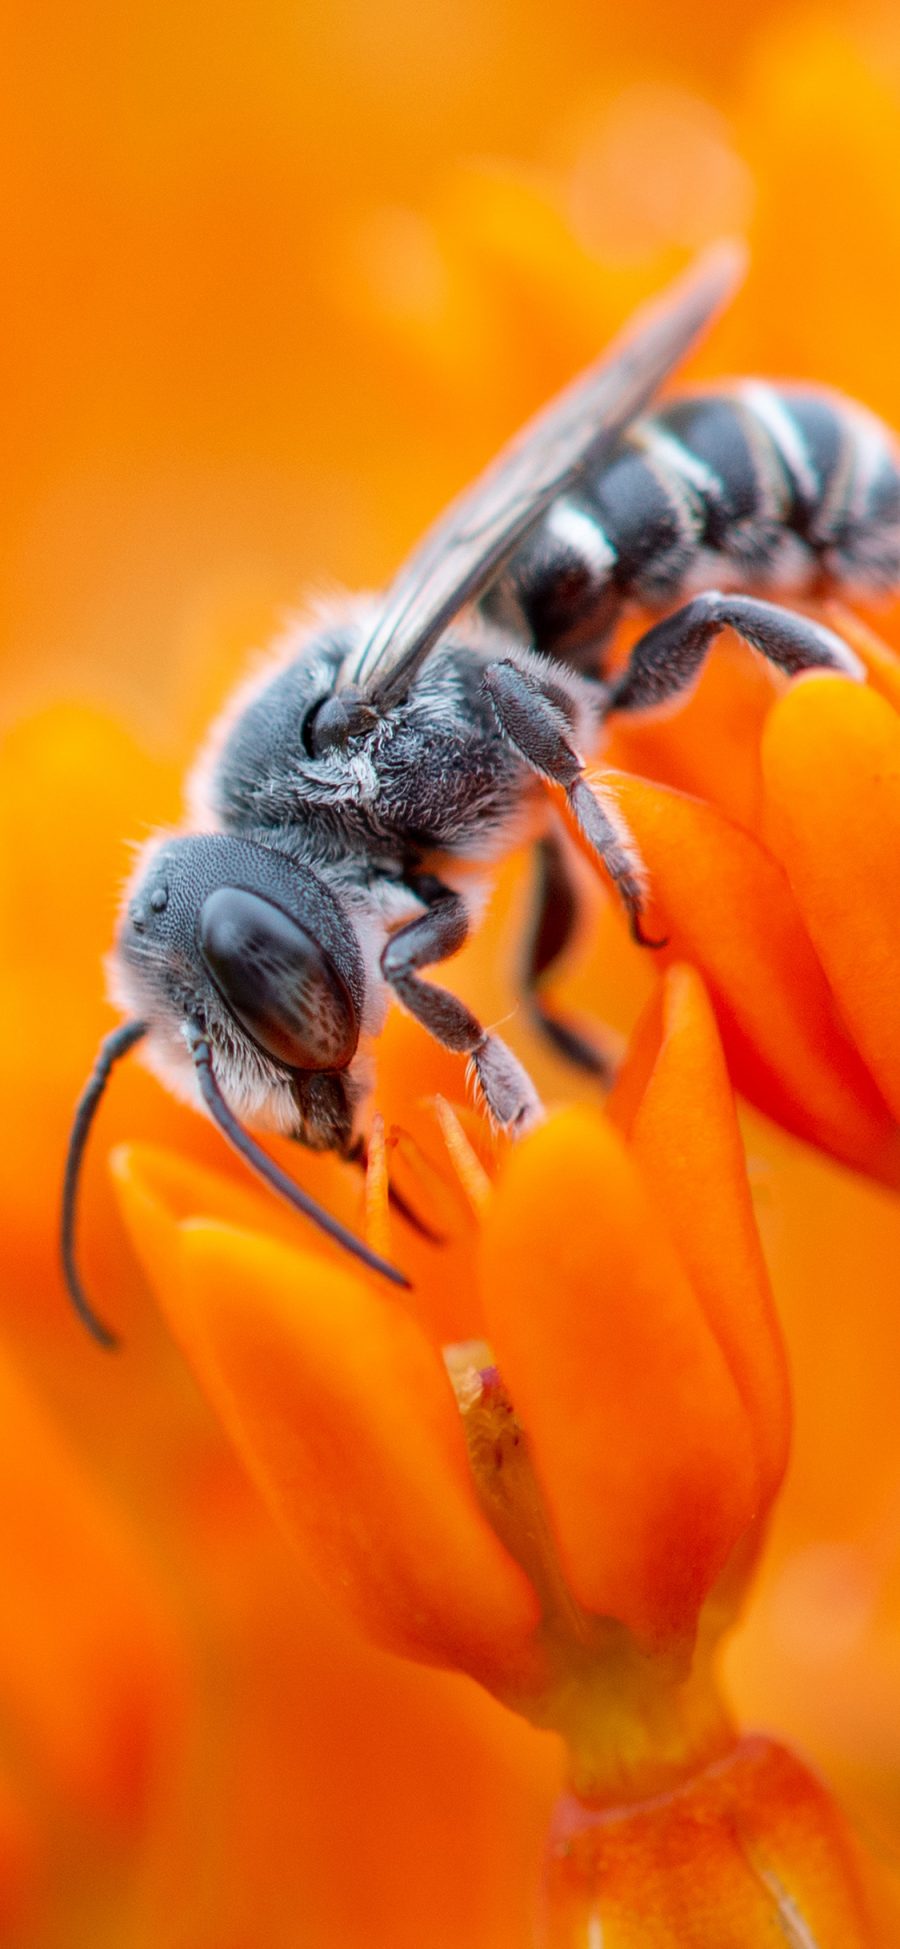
<box><xmin>4</xmin><ymin>0</ymin><xmax>900</xmax><ymax>1941</ymax></box>
<box><xmin>8</xmin><ymin>0</ymin><xmax>900</xmax><ymax>747</ymax></box>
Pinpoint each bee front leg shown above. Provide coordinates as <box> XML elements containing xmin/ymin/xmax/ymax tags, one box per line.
<box><xmin>484</xmin><ymin>658</ymin><xmax>658</xmax><ymax>947</ymax></box>
<box><xmin>381</xmin><ymin>876</ymin><xmax>543</xmax><ymax>1134</ymax></box>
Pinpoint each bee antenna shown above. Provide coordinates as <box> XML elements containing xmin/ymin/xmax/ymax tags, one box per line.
<box><xmin>185</xmin><ymin>1021</ymin><xmax>411</xmax><ymax>1290</ymax></box>
<box><xmin>61</xmin><ymin>1018</ymin><xmax>148</xmax><ymax>1351</ymax></box>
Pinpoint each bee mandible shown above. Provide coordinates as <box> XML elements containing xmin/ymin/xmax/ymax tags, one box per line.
<box><xmin>63</xmin><ymin>244</ymin><xmax>899</xmax><ymax>1345</ymax></box>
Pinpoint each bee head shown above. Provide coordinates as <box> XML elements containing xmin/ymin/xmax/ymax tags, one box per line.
<box><xmin>115</xmin><ymin>831</ymin><xmax>364</xmax><ymax>1084</ymax></box>
<box><xmin>60</xmin><ymin>834</ymin><xmax>407</xmax><ymax>1355</ymax></box>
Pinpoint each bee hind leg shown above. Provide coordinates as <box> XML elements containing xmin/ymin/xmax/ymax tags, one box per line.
<box><xmin>608</xmin><ymin>590</ymin><xmax>863</xmax><ymax>715</ymax></box>
<box><xmin>381</xmin><ymin>875</ymin><xmax>543</xmax><ymax>1135</ymax></box>
<box><xmin>484</xmin><ymin>658</ymin><xmax>659</xmax><ymax>949</ymax></box>
<box><xmin>524</xmin><ymin>833</ymin><xmax>616</xmax><ymax>1079</ymax></box>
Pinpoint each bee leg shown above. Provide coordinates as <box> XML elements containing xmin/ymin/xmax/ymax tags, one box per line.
<box><xmin>524</xmin><ymin>833</ymin><xmax>615</xmax><ymax>1077</ymax></box>
<box><xmin>609</xmin><ymin>590</ymin><xmax>863</xmax><ymax>714</ymax></box>
<box><xmin>484</xmin><ymin>659</ymin><xmax>657</xmax><ymax>948</ymax></box>
<box><xmin>381</xmin><ymin>876</ymin><xmax>543</xmax><ymax>1134</ymax></box>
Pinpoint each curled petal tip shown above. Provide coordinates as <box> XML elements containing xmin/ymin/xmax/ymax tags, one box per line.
<box><xmin>584</xmin><ymin>766</ymin><xmax>900</xmax><ymax>1184</ymax></box>
<box><xmin>762</xmin><ymin>675</ymin><xmax>900</xmax><ymax>1126</ymax></box>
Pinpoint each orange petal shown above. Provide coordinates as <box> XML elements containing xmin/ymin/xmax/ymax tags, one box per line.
<box><xmin>481</xmin><ymin>1109</ymin><xmax>759</xmax><ymax>1650</ymax></box>
<box><xmin>118</xmin><ymin>1180</ymin><xmax>541</xmax><ymax>1685</ymax></box>
<box><xmin>111</xmin><ymin>1142</ymin><xmax>294</xmax><ymax>1308</ymax></box>
<box><xmin>611</xmin><ymin>965</ymin><xmax>790</xmax><ymax>1503</ymax></box>
<box><xmin>607</xmin><ymin>630</ymin><xmax>777</xmax><ymax>834</ymax></box>
<box><xmin>543</xmin><ymin>1736</ymin><xmax>887</xmax><ymax>1946</ymax></box>
<box><xmin>112</xmin><ymin>1138</ymin><xmax>475</xmax><ymax>1351</ymax></box>
<box><xmin>825</xmin><ymin>602</ymin><xmax>900</xmax><ymax>717</ymax></box>
<box><xmin>762</xmin><ymin>674</ymin><xmax>900</xmax><ymax>1123</ymax></box>
<box><xmin>576</xmin><ymin>768</ymin><xmax>900</xmax><ymax>1186</ymax></box>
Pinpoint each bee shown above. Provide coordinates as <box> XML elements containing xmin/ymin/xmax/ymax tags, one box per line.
<box><xmin>63</xmin><ymin>245</ymin><xmax>899</xmax><ymax>1345</ymax></box>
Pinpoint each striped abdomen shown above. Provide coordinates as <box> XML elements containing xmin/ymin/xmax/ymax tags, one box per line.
<box><xmin>489</xmin><ymin>384</ymin><xmax>900</xmax><ymax>664</ymax></box>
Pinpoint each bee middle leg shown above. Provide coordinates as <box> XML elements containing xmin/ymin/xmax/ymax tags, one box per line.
<box><xmin>524</xmin><ymin>833</ymin><xmax>613</xmax><ymax>1078</ymax></box>
<box><xmin>381</xmin><ymin>875</ymin><xmax>543</xmax><ymax>1134</ymax></box>
<box><xmin>483</xmin><ymin>658</ymin><xmax>658</xmax><ymax>947</ymax></box>
<box><xmin>608</xmin><ymin>590</ymin><xmax>862</xmax><ymax>714</ymax></box>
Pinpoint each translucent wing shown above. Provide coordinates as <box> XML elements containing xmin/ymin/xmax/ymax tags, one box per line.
<box><xmin>346</xmin><ymin>243</ymin><xmax>745</xmax><ymax>709</ymax></box>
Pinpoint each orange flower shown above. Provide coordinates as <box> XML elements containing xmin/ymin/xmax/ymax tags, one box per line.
<box><xmin>112</xmin><ymin>965</ymin><xmax>890</xmax><ymax>1939</ymax></box>
<box><xmin>572</xmin><ymin>673</ymin><xmax>900</xmax><ymax>1187</ymax></box>
<box><xmin>6</xmin><ymin>4</ymin><xmax>900</xmax><ymax>1942</ymax></box>
<box><xmin>113</xmin><ymin>967</ymin><xmax>777</xmax><ymax>1693</ymax></box>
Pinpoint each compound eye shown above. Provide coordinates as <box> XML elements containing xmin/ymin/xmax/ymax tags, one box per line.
<box><xmin>198</xmin><ymin>887</ymin><xmax>359</xmax><ymax>1072</ymax></box>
